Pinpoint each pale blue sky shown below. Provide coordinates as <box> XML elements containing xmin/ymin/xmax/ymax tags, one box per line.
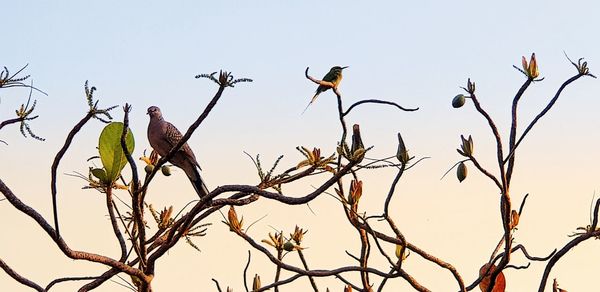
<box><xmin>2</xmin><ymin>1</ymin><xmax>600</xmax><ymax>291</ymax></box>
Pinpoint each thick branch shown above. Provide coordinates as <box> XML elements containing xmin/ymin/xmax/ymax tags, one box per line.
<box><xmin>0</xmin><ymin>179</ymin><xmax>151</xmax><ymax>284</ymax></box>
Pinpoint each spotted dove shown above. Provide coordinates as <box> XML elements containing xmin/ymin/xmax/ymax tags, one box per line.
<box><xmin>147</xmin><ymin>106</ymin><xmax>209</xmax><ymax>198</ymax></box>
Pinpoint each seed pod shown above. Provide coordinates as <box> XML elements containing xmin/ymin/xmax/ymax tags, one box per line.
<box><xmin>144</xmin><ymin>164</ymin><xmax>155</xmax><ymax>174</ymax></box>
<box><xmin>283</xmin><ymin>241</ymin><xmax>295</xmax><ymax>252</ymax></box>
<box><xmin>452</xmin><ymin>94</ymin><xmax>466</xmax><ymax>108</ymax></box>
<box><xmin>457</xmin><ymin>162</ymin><xmax>467</xmax><ymax>183</ymax></box>
<box><xmin>161</xmin><ymin>165</ymin><xmax>171</xmax><ymax>176</ymax></box>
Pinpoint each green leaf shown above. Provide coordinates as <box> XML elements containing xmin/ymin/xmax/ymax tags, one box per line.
<box><xmin>99</xmin><ymin>122</ymin><xmax>135</xmax><ymax>183</ymax></box>
<box><xmin>90</xmin><ymin>168</ymin><xmax>108</xmax><ymax>183</ymax></box>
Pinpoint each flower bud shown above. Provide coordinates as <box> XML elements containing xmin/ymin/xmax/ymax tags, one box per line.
<box><xmin>351</xmin><ymin>124</ymin><xmax>365</xmax><ymax>162</ymax></box>
<box><xmin>511</xmin><ymin>210</ymin><xmax>520</xmax><ymax>229</ymax></box>
<box><xmin>348</xmin><ymin>180</ymin><xmax>363</xmax><ymax>206</ymax></box>
<box><xmin>252</xmin><ymin>274</ymin><xmax>261</xmax><ymax>291</ymax></box>
<box><xmin>396</xmin><ymin>132</ymin><xmax>410</xmax><ymax>164</ymax></box>
<box><xmin>522</xmin><ymin>53</ymin><xmax>540</xmax><ymax>79</ymax></box>
<box><xmin>459</xmin><ymin>135</ymin><xmax>474</xmax><ymax>156</ymax></box>
<box><xmin>467</xmin><ymin>78</ymin><xmax>476</xmax><ymax>94</ymax></box>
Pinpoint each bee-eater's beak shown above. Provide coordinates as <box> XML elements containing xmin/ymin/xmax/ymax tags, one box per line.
<box><xmin>341</xmin><ymin>66</ymin><xmax>349</xmax><ymax>70</ymax></box>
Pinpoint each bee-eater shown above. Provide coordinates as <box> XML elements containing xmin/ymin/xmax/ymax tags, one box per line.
<box><xmin>303</xmin><ymin>66</ymin><xmax>348</xmax><ymax>113</ymax></box>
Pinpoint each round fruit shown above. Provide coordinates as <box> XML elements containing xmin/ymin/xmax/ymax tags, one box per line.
<box><xmin>161</xmin><ymin>165</ymin><xmax>172</xmax><ymax>176</ymax></box>
<box><xmin>144</xmin><ymin>164</ymin><xmax>155</xmax><ymax>174</ymax></box>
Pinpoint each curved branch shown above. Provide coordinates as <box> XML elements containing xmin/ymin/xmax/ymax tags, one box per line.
<box><xmin>0</xmin><ymin>258</ymin><xmax>43</xmax><ymax>291</ymax></box>
<box><xmin>256</xmin><ymin>274</ymin><xmax>304</xmax><ymax>292</ymax></box>
<box><xmin>468</xmin><ymin>93</ymin><xmax>506</xmax><ymax>190</ymax></box>
<box><xmin>0</xmin><ymin>179</ymin><xmax>151</xmax><ymax>284</ymax></box>
<box><xmin>106</xmin><ymin>188</ymin><xmax>127</xmax><ymax>260</ymax></box>
<box><xmin>243</xmin><ymin>250</ymin><xmax>251</xmax><ymax>292</ymax></box>
<box><xmin>343</xmin><ymin>99</ymin><xmax>418</xmax><ymax>117</ymax></box>
<box><xmin>0</xmin><ymin>117</ymin><xmax>25</xmax><ymax>130</ymax></box>
<box><xmin>50</xmin><ymin>112</ymin><xmax>94</xmax><ymax>237</ymax></box>
<box><xmin>45</xmin><ymin>276</ymin><xmax>99</xmax><ymax>291</ymax></box>
<box><xmin>537</xmin><ymin>228</ymin><xmax>600</xmax><ymax>292</ymax></box>
<box><xmin>505</xmin><ymin>79</ymin><xmax>532</xmax><ymax>184</ymax></box>
<box><xmin>469</xmin><ymin>156</ymin><xmax>503</xmax><ymax>191</ymax></box>
<box><xmin>304</xmin><ymin>67</ymin><xmax>335</xmax><ymax>88</ymax></box>
<box><xmin>236</xmin><ymin>231</ymin><xmax>403</xmax><ymax>279</ymax></box>
<box><xmin>368</xmin><ymin>228</ymin><xmax>466</xmax><ymax>291</ymax></box>
<box><xmin>148</xmin><ymin>161</ymin><xmax>358</xmax><ymax>269</ymax></box>
<box><xmin>383</xmin><ymin>164</ymin><xmax>405</xmax><ymax>217</ymax></box>
<box><xmin>504</xmin><ymin>73</ymin><xmax>585</xmax><ymax>164</ymax></box>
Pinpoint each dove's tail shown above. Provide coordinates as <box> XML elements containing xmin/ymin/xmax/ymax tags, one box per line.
<box><xmin>188</xmin><ymin>167</ymin><xmax>210</xmax><ymax>198</ymax></box>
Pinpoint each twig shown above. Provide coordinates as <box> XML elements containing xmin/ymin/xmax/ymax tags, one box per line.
<box><xmin>212</xmin><ymin>278</ymin><xmax>223</xmax><ymax>292</ymax></box>
<box><xmin>343</xmin><ymin>99</ymin><xmax>418</xmax><ymax>116</ymax></box>
<box><xmin>51</xmin><ymin>111</ymin><xmax>95</xmax><ymax>237</ymax></box>
<box><xmin>244</xmin><ymin>250</ymin><xmax>251</xmax><ymax>292</ymax></box>
<box><xmin>0</xmin><ymin>258</ymin><xmax>43</xmax><ymax>291</ymax></box>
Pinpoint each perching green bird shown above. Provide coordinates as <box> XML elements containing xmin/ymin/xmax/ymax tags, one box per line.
<box><xmin>303</xmin><ymin>66</ymin><xmax>348</xmax><ymax>113</ymax></box>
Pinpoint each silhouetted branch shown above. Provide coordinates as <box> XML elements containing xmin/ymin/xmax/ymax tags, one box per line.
<box><xmin>343</xmin><ymin>99</ymin><xmax>418</xmax><ymax>116</ymax></box>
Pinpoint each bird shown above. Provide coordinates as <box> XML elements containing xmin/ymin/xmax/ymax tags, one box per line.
<box><xmin>147</xmin><ymin>106</ymin><xmax>209</xmax><ymax>198</ymax></box>
<box><xmin>303</xmin><ymin>66</ymin><xmax>348</xmax><ymax>113</ymax></box>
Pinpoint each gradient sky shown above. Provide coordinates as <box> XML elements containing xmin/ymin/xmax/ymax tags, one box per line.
<box><xmin>2</xmin><ymin>1</ymin><xmax>600</xmax><ymax>291</ymax></box>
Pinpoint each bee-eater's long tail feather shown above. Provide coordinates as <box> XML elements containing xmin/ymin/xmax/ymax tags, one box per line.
<box><xmin>301</xmin><ymin>93</ymin><xmax>320</xmax><ymax>115</ymax></box>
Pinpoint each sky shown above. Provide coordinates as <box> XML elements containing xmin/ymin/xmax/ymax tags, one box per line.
<box><xmin>1</xmin><ymin>1</ymin><xmax>600</xmax><ymax>291</ymax></box>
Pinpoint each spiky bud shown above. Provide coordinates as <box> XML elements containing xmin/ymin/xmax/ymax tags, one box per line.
<box><xmin>396</xmin><ymin>133</ymin><xmax>410</xmax><ymax>164</ymax></box>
